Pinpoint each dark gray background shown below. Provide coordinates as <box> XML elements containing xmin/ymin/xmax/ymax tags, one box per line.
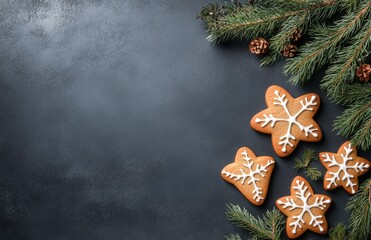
<box><xmin>0</xmin><ymin>0</ymin><xmax>369</xmax><ymax>239</ymax></box>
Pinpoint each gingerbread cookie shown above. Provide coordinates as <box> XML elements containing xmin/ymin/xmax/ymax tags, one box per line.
<box><xmin>221</xmin><ymin>147</ymin><xmax>275</xmax><ymax>205</ymax></box>
<box><xmin>319</xmin><ymin>141</ymin><xmax>370</xmax><ymax>194</ymax></box>
<box><xmin>250</xmin><ymin>85</ymin><xmax>322</xmax><ymax>157</ymax></box>
<box><xmin>276</xmin><ymin>176</ymin><xmax>332</xmax><ymax>239</ymax></box>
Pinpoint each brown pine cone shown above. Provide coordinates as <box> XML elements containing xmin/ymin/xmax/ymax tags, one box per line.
<box><xmin>283</xmin><ymin>44</ymin><xmax>298</xmax><ymax>58</ymax></box>
<box><xmin>249</xmin><ymin>38</ymin><xmax>269</xmax><ymax>55</ymax></box>
<box><xmin>356</xmin><ymin>64</ymin><xmax>371</xmax><ymax>82</ymax></box>
<box><xmin>290</xmin><ymin>28</ymin><xmax>302</xmax><ymax>42</ymax></box>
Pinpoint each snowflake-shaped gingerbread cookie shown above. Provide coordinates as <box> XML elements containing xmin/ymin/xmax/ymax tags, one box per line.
<box><xmin>250</xmin><ymin>85</ymin><xmax>322</xmax><ymax>157</ymax></box>
<box><xmin>319</xmin><ymin>141</ymin><xmax>370</xmax><ymax>194</ymax></box>
<box><xmin>221</xmin><ymin>147</ymin><xmax>275</xmax><ymax>205</ymax></box>
<box><xmin>276</xmin><ymin>176</ymin><xmax>332</xmax><ymax>239</ymax></box>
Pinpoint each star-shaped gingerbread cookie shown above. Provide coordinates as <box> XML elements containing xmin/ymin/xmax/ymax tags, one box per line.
<box><xmin>221</xmin><ymin>147</ymin><xmax>275</xmax><ymax>205</ymax></box>
<box><xmin>276</xmin><ymin>176</ymin><xmax>332</xmax><ymax>239</ymax></box>
<box><xmin>250</xmin><ymin>85</ymin><xmax>322</xmax><ymax>157</ymax></box>
<box><xmin>319</xmin><ymin>141</ymin><xmax>370</xmax><ymax>194</ymax></box>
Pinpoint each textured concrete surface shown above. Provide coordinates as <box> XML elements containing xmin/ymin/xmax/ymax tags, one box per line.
<box><xmin>0</xmin><ymin>0</ymin><xmax>369</xmax><ymax>239</ymax></box>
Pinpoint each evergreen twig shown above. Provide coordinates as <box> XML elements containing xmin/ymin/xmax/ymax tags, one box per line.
<box><xmin>332</xmin><ymin>83</ymin><xmax>371</xmax><ymax>106</ymax></box>
<box><xmin>329</xmin><ymin>223</ymin><xmax>347</xmax><ymax>240</ymax></box>
<box><xmin>201</xmin><ymin>0</ymin><xmax>338</xmax><ymax>43</ymax></box>
<box><xmin>293</xmin><ymin>149</ymin><xmax>322</xmax><ymax>181</ymax></box>
<box><xmin>346</xmin><ymin>178</ymin><xmax>371</xmax><ymax>240</ymax></box>
<box><xmin>304</xmin><ymin>167</ymin><xmax>322</xmax><ymax>181</ymax></box>
<box><xmin>261</xmin><ymin>14</ymin><xmax>306</xmax><ymax>66</ymax></box>
<box><xmin>320</xmin><ymin>19</ymin><xmax>371</xmax><ymax>99</ymax></box>
<box><xmin>284</xmin><ymin>0</ymin><xmax>371</xmax><ymax>85</ymax></box>
<box><xmin>293</xmin><ymin>148</ymin><xmax>316</xmax><ymax>169</ymax></box>
<box><xmin>226</xmin><ymin>204</ymin><xmax>284</xmax><ymax>240</ymax></box>
<box><xmin>334</xmin><ymin>102</ymin><xmax>371</xmax><ymax>151</ymax></box>
<box><xmin>225</xmin><ymin>233</ymin><xmax>242</xmax><ymax>240</ymax></box>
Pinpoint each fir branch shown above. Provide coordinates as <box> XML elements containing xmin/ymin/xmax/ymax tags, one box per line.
<box><xmin>351</xmin><ymin>118</ymin><xmax>371</xmax><ymax>151</ymax></box>
<box><xmin>334</xmin><ymin>102</ymin><xmax>371</xmax><ymax>151</ymax></box>
<box><xmin>226</xmin><ymin>204</ymin><xmax>284</xmax><ymax>240</ymax></box>
<box><xmin>263</xmin><ymin>207</ymin><xmax>285</xmax><ymax>240</ymax></box>
<box><xmin>293</xmin><ymin>149</ymin><xmax>322</xmax><ymax>180</ymax></box>
<box><xmin>284</xmin><ymin>0</ymin><xmax>371</xmax><ymax>85</ymax></box>
<box><xmin>261</xmin><ymin>15</ymin><xmax>306</xmax><ymax>66</ymax></box>
<box><xmin>340</xmin><ymin>0</ymin><xmax>361</xmax><ymax>12</ymax></box>
<box><xmin>332</xmin><ymin>83</ymin><xmax>371</xmax><ymax>105</ymax></box>
<box><xmin>203</xmin><ymin>0</ymin><xmax>338</xmax><ymax>43</ymax></box>
<box><xmin>346</xmin><ymin>179</ymin><xmax>371</xmax><ymax>240</ymax></box>
<box><xmin>304</xmin><ymin>167</ymin><xmax>322</xmax><ymax>181</ymax></box>
<box><xmin>329</xmin><ymin>223</ymin><xmax>347</xmax><ymax>240</ymax></box>
<box><xmin>225</xmin><ymin>234</ymin><xmax>242</xmax><ymax>240</ymax></box>
<box><xmin>226</xmin><ymin>204</ymin><xmax>271</xmax><ymax>239</ymax></box>
<box><xmin>294</xmin><ymin>148</ymin><xmax>316</xmax><ymax>169</ymax></box>
<box><xmin>321</xmin><ymin>19</ymin><xmax>371</xmax><ymax>99</ymax></box>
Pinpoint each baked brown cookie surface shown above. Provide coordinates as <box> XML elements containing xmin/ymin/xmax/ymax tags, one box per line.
<box><xmin>320</xmin><ymin>141</ymin><xmax>370</xmax><ymax>194</ymax></box>
<box><xmin>276</xmin><ymin>176</ymin><xmax>332</xmax><ymax>239</ymax></box>
<box><xmin>250</xmin><ymin>85</ymin><xmax>322</xmax><ymax>157</ymax></box>
<box><xmin>221</xmin><ymin>147</ymin><xmax>275</xmax><ymax>206</ymax></box>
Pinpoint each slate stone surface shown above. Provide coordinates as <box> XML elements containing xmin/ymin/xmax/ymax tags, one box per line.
<box><xmin>0</xmin><ymin>1</ymin><xmax>369</xmax><ymax>239</ymax></box>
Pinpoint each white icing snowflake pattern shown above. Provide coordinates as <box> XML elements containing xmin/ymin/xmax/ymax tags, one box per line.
<box><xmin>255</xmin><ymin>90</ymin><xmax>319</xmax><ymax>153</ymax></box>
<box><xmin>277</xmin><ymin>178</ymin><xmax>331</xmax><ymax>235</ymax></box>
<box><xmin>321</xmin><ymin>142</ymin><xmax>370</xmax><ymax>194</ymax></box>
<box><xmin>222</xmin><ymin>150</ymin><xmax>274</xmax><ymax>202</ymax></box>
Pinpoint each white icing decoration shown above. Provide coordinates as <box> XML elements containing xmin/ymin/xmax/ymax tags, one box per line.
<box><xmin>277</xmin><ymin>179</ymin><xmax>331</xmax><ymax>234</ymax></box>
<box><xmin>322</xmin><ymin>143</ymin><xmax>369</xmax><ymax>194</ymax></box>
<box><xmin>255</xmin><ymin>90</ymin><xmax>319</xmax><ymax>153</ymax></box>
<box><xmin>222</xmin><ymin>150</ymin><xmax>274</xmax><ymax>202</ymax></box>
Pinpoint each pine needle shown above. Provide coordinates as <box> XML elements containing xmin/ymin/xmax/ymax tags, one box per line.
<box><xmin>200</xmin><ymin>0</ymin><xmax>339</xmax><ymax>44</ymax></box>
<box><xmin>226</xmin><ymin>204</ymin><xmax>284</xmax><ymax>240</ymax></box>
<box><xmin>334</xmin><ymin>102</ymin><xmax>371</xmax><ymax>151</ymax></box>
<box><xmin>329</xmin><ymin>223</ymin><xmax>347</xmax><ymax>240</ymax></box>
<box><xmin>346</xmin><ymin>179</ymin><xmax>371</xmax><ymax>240</ymax></box>
<box><xmin>294</xmin><ymin>149</ymin><xmax>322</xmax><ymax>181</ymax></box>
<box><xmin>304</xmin><ymin>167</ymin><xmax>322</xmax><ymax>181</ymax></box>
<box><xmin>225</xmin><ymin>234</ymin><xmax>242</xmax><ymax>240</ymax></box>
<box><xmin>294</xmin><ymin>149</ymin><xmax>316</xmax><ymax>169</ymax></box>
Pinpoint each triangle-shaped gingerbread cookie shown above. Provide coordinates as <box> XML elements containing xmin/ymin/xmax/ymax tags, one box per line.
<box><xmin>221</xmin><ymin>147</ymin><xmax>275</xmax><ymax>205</ymax></box>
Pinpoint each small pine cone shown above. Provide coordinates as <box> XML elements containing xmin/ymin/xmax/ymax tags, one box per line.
<box><xmin>356</xmin><ymin>64</ymin><xmax>371</xmax><ymax>82</ymax></box>
<box><xmin>283</xmin><ymin>44</ymin><xmax>298</xmax><ymax>58</ymax></box>
<box><xmin>249</xmin><ymin>38</ymin><xmax>269</xmax><ymax>55</ymax></box>
<box><xmin>290</xmin><ymin>28</ymin><xmax>302</xmax><ymax>42</ymax></box>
